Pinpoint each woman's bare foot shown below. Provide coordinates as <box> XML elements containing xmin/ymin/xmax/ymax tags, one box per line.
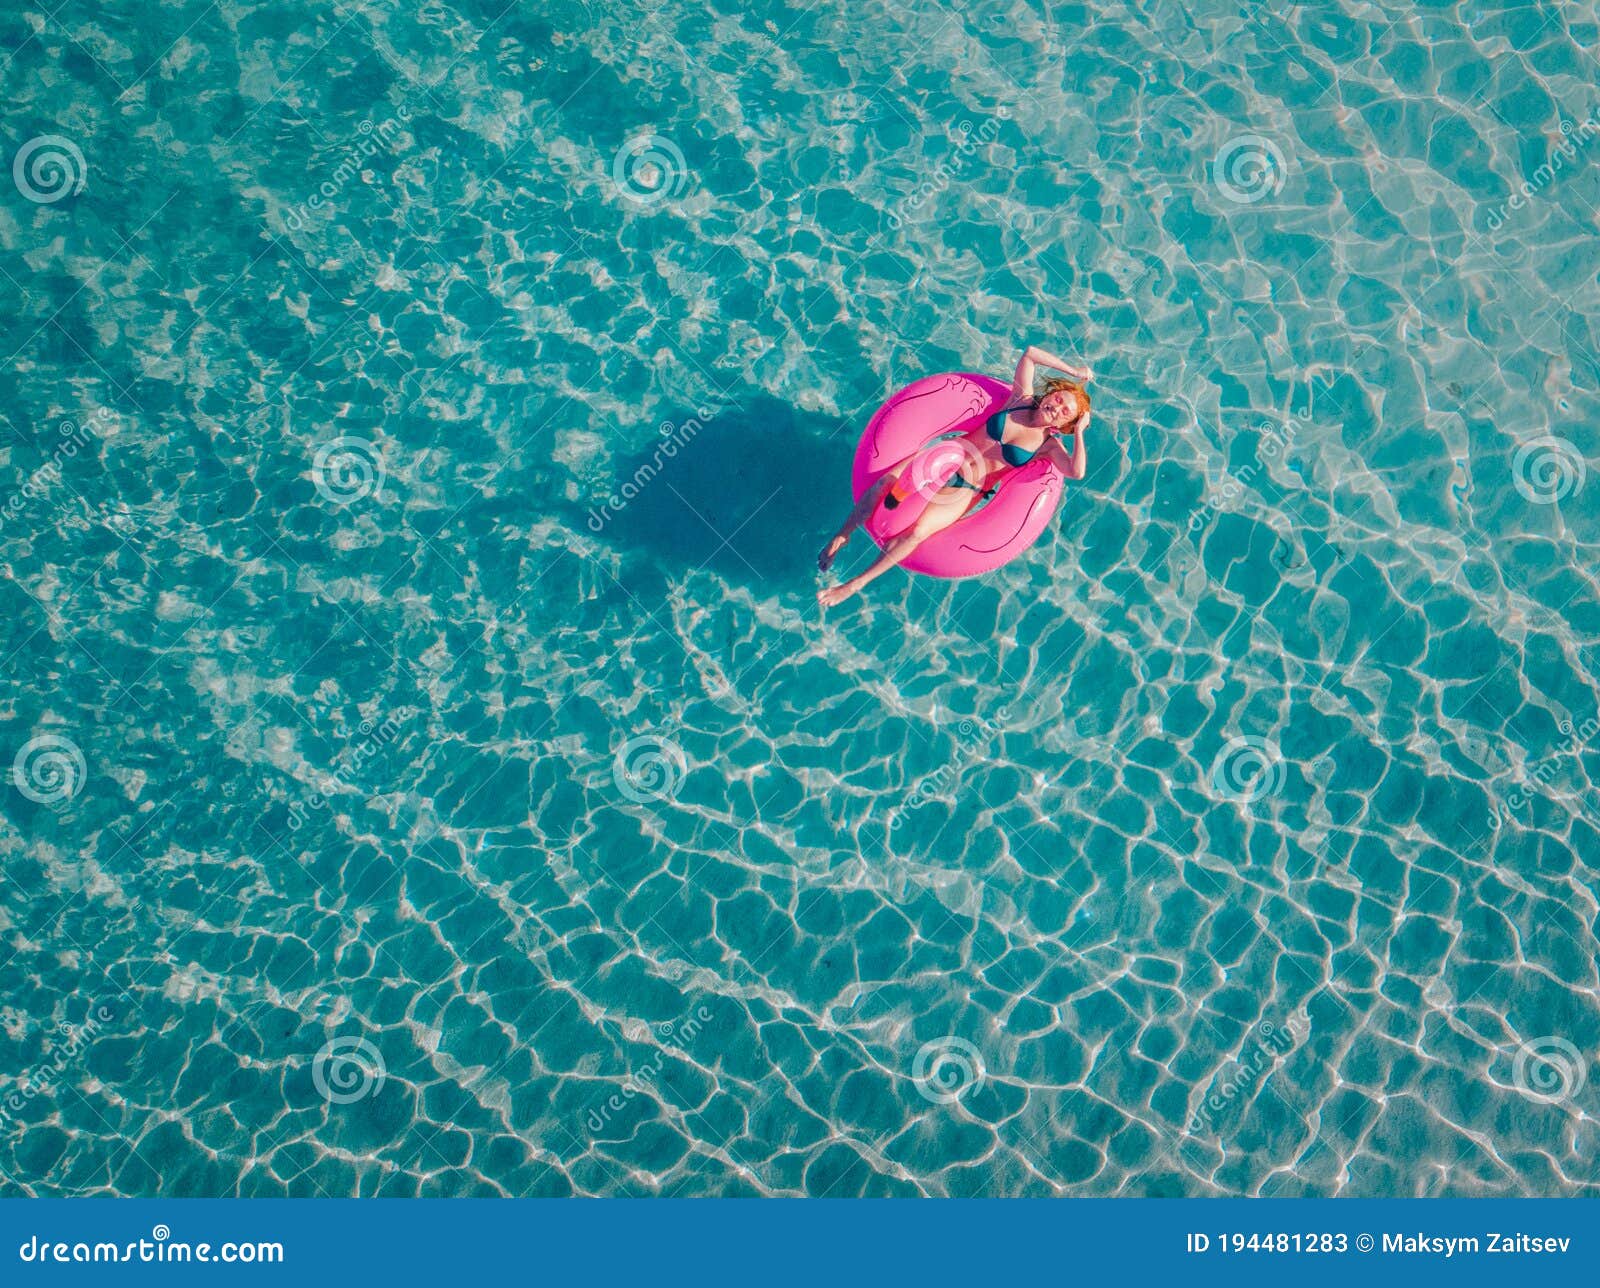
<box><xmin>818</xmin><ymin>533</ymin><xmax>848</xmax><ymax>572</ymax></box>
<box><xmin>817</xmin><ymin>581</ymin><xmax>859</xmax><ymax>609</ymax></box>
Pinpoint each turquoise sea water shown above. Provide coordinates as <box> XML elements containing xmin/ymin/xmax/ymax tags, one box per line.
<box><xmin>2</xmin><ymin>0</ymin><xmax>1599</xmax><ymax>1197</ymax></box>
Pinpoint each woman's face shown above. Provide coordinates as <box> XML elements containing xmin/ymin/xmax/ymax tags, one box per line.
<box><xmin>1039</xmin><ymin>389</ymin><xmax>1084</xmax><ymax>426</ymax></box>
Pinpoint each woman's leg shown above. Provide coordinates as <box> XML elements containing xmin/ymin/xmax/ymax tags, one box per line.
<box><xmin>821</xmin><ymin>432</ymin><xmax>987</xmax><ymax>570</ymax></box>
<box><xmin>817</xmin><ymin>489</ymin><xmax>978</xmax><ymax>608</ymax></box>
<box><xmin>818</xmin><ymin>475</ymin><xmax>890</xmax><ymax>572</ymax></box>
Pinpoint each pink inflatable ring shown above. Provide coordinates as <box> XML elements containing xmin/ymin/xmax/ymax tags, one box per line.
<box><xmin>850</xmin><ymin>372</ymin><xmax>1065</xmax><ymax>579</ymax></box>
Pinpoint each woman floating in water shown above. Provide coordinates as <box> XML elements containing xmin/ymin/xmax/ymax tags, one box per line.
<box><xmin>816</xmin><ymin>345</ymin><xmax>1091</xmax><ymax>608</ymax></box>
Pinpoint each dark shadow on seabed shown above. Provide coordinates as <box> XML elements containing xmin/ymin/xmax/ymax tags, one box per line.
<box><xmin>572</xmin><ymin>394</ymin><xmax>857</xmax><ymax>590</ymax></box>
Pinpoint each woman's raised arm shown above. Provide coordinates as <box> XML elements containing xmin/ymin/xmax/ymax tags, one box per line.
<box><xmin>1011</xmin><ymin>347</ymin><xmax>1040</xmax><ymax>400</ymax></box>
<box><xmin>1025</xmin><ymin>343</ymin><xmax>1091</xmax><ymax>382</ymax></box>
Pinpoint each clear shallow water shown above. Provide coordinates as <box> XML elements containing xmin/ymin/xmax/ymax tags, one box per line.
<box><xmin>2</xmin><ymin>0</ymin><xmax>1599</xmax><ymax>1197</ymax></box>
